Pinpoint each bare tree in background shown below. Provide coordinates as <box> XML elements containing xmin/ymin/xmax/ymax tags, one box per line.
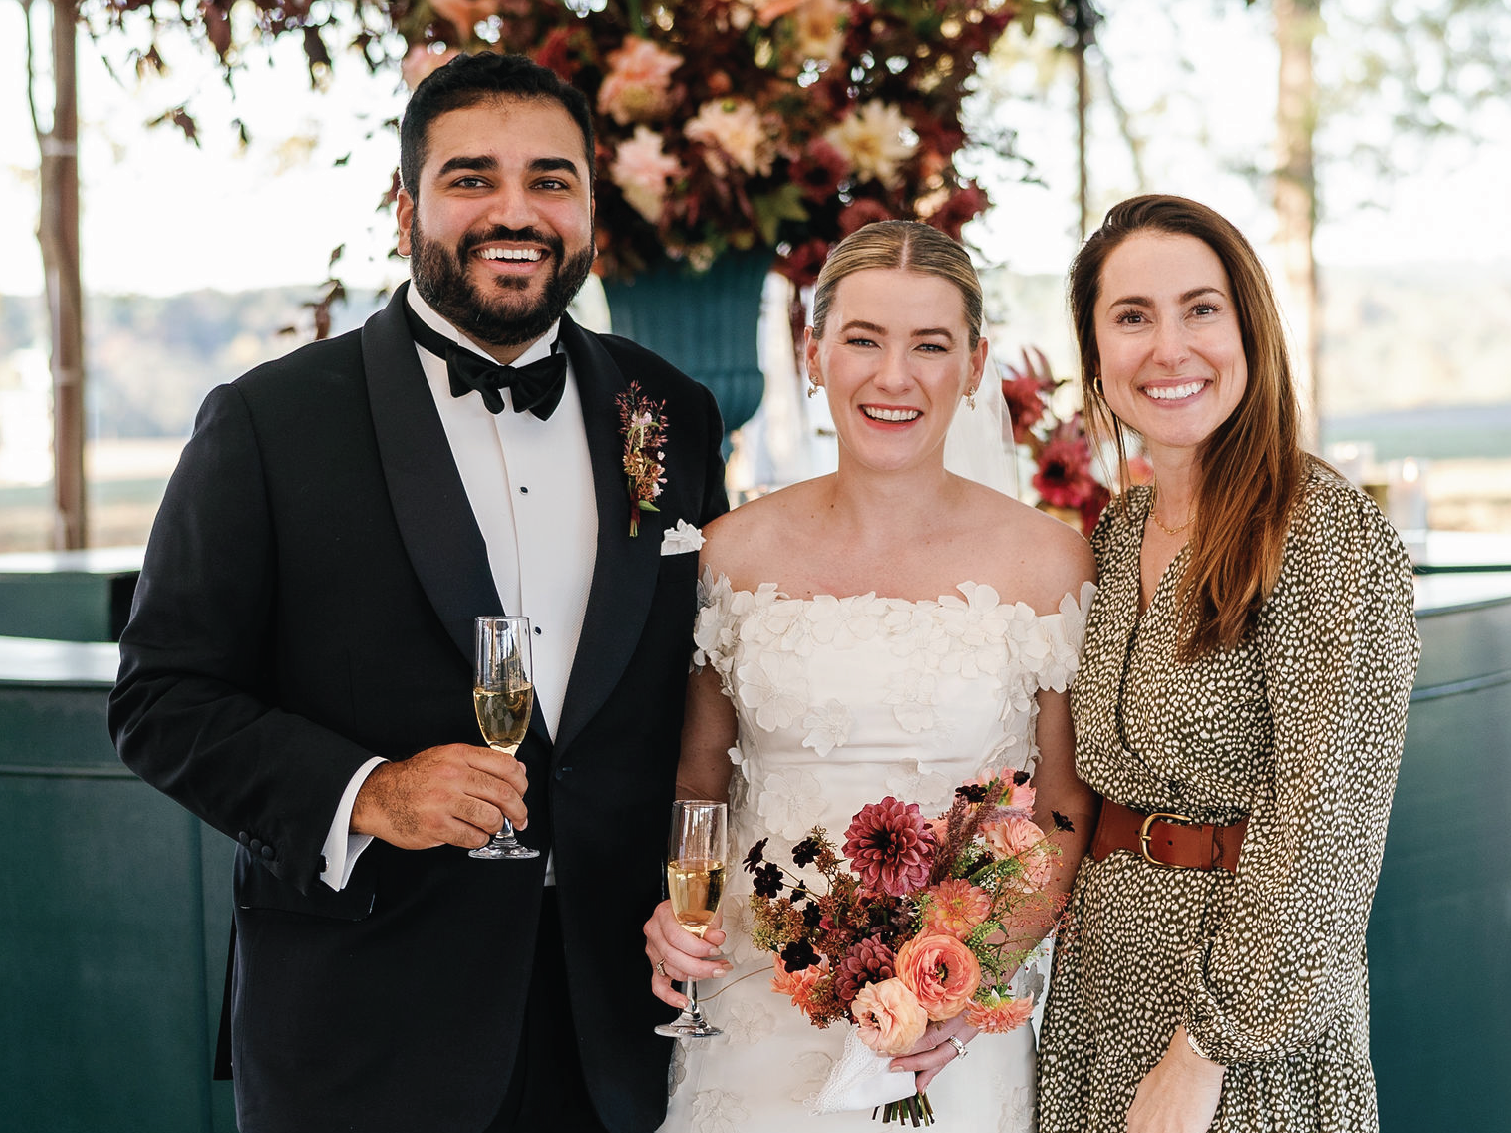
<box><xmin>24</xmin><ymin>0</ymin><xmax>86</xmax><ymax>549</ymax></box>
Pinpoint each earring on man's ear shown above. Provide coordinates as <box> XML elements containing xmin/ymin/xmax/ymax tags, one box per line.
<box><xmin>807</xmin><ymin>379</ymin><xmax>820</xmax><ymax>398</ymax></box>
<box><xmin>965</xmin><ymin>387</ymin><xmax>977</xmax><ymax>410</ymax></box>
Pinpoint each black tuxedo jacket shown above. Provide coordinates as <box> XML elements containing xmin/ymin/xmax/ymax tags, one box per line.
<box><xmin>109</xmin><ymin>286</ymin><xmax>728</xmax><ymax>1133</ymax></box>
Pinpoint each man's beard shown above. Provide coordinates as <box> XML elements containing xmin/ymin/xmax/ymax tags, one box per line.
<box><xmin>409</xmin><ymin>218</ymin><xmax>595</xmax><ymax>348</ymax></box>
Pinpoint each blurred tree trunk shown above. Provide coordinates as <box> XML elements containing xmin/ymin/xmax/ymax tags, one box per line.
<box><xmin>1273</xmin><ymin>0</ymin><xmax>1321</xmax><ymax>450</ymax></box>
<box><xmin>33</xmin><ymin>0</ymin><xmax>88</xmax><ymax>549</ymax></box>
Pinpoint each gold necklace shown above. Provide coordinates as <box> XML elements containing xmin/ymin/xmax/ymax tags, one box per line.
<box><xmin>1150</xmin><ymin>486</ymin><xmax>1193</xmax><ymax>537</ymax></box>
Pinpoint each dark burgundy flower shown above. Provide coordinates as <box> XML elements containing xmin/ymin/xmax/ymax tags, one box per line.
<box><xmin>1000</xmin><ymin>375</ymin><xmax>1047</xmax><ymax>444</ymax></box>
<box><xmin>1078</xmin><ymin>481</ymin><xmax>1112</xmax><ymax>537</ymax></box>
<box><xmin>837</xmin><ymin>198</ymin><xmax>893</xmax><ymax>237</ymax></box>
<box><xmin>791</xmin><ymin>137</ymin><xmax>849</xmax><ymax>202</ymax></box>
<box><xmin>842</xmin><ymin>797</ymin><xmax>935</xmax><ymax>897</ymax></box>
<box><xmin>925</xmin><ymin>183</ymin><xmax>990</xmax><ymax>240</ymax></box>
<box><xmin>753</xmin><ymin>862</ymin><xmax>784</xmax><ymax>899</ymax></box>
<box><xmin>832</xmin><ymin>936</ymin><xmax>897</xmax><ymax>1009</ymax></box>
<box><xmin>792</xmin><ymin>836</ymin><xmax>822</xmax><ymax>867</ymax></box>
<box><xmin>780</xmin><ymin>938</ymin><xmax>821</xmax><ymax>972</ymax></box>
<box><xmin>1033</xmin><ymin>434</ymin><xmax>1100</xmax><ymax>510</ymax></box>
<box><xmin>744</xmin><ymin>838</ymin><xmax>769</xmax><ymax>873</ymax></box>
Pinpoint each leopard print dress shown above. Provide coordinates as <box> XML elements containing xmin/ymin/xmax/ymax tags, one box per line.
<box><xmin>1038</xmin><ymin>464</ymin><xmax>1419</xmax><ymax>1131</ymax></box>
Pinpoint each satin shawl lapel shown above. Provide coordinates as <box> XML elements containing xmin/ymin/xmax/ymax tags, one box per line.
<box><xmin>362</xmin><ymin>283</ymin><xmax>503</xmax><ymax>663</ymax></box>
<box><xmin>554</xmin><ymin>315</ymin><xmax>663</xmax><ymax>756</ymax></box>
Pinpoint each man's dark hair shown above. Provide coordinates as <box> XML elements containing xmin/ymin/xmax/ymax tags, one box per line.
<box><xmin>400</xmin><ymin>52</ymin><xmax>595</xmax><ymax>202</ymax></box>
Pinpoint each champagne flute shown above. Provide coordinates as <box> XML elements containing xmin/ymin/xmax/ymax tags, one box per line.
<box><xmin>654</xmin><ymin>799</ymin><xmax>727</xmax><ymax>1038</ymax></box>
<box><xmin>471</xmin><ymin>615</ymin><xmax>538</xmax><ymax>861</ymax></box>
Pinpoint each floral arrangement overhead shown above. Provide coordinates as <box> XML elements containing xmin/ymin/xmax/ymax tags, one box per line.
<box><xmin>406</xmin><ymin>0</ymin><xmax>1020</xmax><ymax>284</ymax></box>
<box><xmin>744</xmin><ymin>769</ymin><xmax>1067</xmax><ymax>1123</ymax></box>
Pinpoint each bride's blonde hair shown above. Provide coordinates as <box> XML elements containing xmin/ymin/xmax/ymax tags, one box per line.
<box><xmin>810</xmin><ymin>221</ymin><xmax>983</xmax><ymax>349</ymax></box>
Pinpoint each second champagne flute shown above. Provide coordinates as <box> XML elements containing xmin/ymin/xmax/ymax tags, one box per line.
<box><xmin>655</xmin><ymin>799</ymin><xmax>727</xmax><ymax>1038</ymax></box>
<box><xmin>471</xmin><ymin>615</ymin><xmax>538</xmax><ymax>861</ymax></box>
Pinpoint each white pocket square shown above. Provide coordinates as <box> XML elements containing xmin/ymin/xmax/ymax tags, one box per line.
<box><xmin>660</xmin><ymin>520</ymin><xmax>705</xmax><ymax>555</ymax></box>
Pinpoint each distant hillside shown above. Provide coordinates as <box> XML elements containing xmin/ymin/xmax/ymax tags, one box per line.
<box><xmin>2</xmin><ymin>261</ymin><xmax>1508</xmax><ymax>455</ymax></box>
<box><xmin>982</xmin><ymin>259</ymin><xmax>1511</xmax><ymax>460</ymax></box>
<box><xmin>0</xmin><ymin>288</ymin><xmax>387</xmax><ymax>440</ymax></box>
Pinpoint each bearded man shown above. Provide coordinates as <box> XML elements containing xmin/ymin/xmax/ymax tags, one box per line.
<box><xmin>110</xmin><ymin>52</ymin><xmax>727</xmax><ymax>1133</ymax></box>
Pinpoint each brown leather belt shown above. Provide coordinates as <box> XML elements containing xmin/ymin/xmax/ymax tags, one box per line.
<box><xmin>1091</xmin><ymin>799</ymin><xmax>1247</xmax><ymax>872</ymax></box>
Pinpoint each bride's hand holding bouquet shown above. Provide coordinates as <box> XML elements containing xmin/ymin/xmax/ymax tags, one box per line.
<box><xmin>746</xmin><ymin>769</ymin><xmax>1068</xmax><ymax>1123</ymax></box>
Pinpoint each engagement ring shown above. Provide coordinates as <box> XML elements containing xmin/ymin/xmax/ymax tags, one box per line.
<box><xmin>656</xmin><ymin>959</ymin><xmax>668</xmax><ymax>977</ymax></box>
<box><xmin>945</xmin><ymin>1035</ymin><xmax>968</xmax><ymax>1059</ymax></box>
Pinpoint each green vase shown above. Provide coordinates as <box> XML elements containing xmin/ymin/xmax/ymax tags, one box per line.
<box><xmin>600</xmin><ymin>249</ymin><xmax>773</xmax><ymax>443</ymax></box>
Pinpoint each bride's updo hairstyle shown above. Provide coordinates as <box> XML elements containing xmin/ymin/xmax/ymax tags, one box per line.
<box><xmin>1069</xmin><ymin>194</ymin><xmax>1308</xmax><ymax>660</ymax></box>
<box><xmin>810</xmin><ymin>221</ymin><xmax>983</xmax><ymax>351</ymax></box>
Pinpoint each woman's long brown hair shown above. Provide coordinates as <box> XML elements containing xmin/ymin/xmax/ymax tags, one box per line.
<box><xmin>1069</xmin><ymin>195</ymin><xmax>1309</xmax><ymax>659</ymax></box>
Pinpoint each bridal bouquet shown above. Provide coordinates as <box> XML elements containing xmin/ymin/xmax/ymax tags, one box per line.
<box><xmin>744</xmin><ymin>770</ymin><xmax>1067</xmax><ymax>1124</ymax></box>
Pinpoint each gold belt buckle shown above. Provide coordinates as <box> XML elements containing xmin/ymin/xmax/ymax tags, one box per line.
<box><xmin>1139</xmin><ymin>811</ymin><xmax>1193</xmax><ymax>869</ymax></box>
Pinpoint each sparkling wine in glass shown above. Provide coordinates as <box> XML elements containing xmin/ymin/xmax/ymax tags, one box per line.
<box><xmin>471</xmin><ymin>615</ymin><xmax>538</xmax><ymax>861</ymax></box>
<box><xmin>655</xmin><ymin>799</ymin><xmax>727</xmax><ymax>1038</ymax></box>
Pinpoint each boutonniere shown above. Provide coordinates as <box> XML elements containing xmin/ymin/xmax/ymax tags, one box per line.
<box><xmin>616</xmin><ymin>382</ymin><xmax>669</xmax><ymax>538</ymax></box>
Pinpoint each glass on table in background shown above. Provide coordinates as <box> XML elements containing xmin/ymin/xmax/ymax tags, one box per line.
<box><xmin>471</xmin><ymin>615</ymin><xmax>538</xmax><ymax>861</ymax></box>
<box><xmin>655</xmin><ymin>799</ymin><xmax>728</xmax><ymax>1038</ymax></box>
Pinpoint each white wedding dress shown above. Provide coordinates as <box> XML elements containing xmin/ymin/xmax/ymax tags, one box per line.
<box><xmin>659</xmin><ymin>572</ymin><xmax>1094</xmax><ymax>1133</ymax></box>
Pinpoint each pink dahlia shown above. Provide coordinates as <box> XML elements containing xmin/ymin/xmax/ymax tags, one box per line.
<box><xmin>843</xmin><ymin>797</ymin><xmax>935</xmax><ymax>897</ymax></box>
<box><xmin>833</xmin><ymin>936</ymin><xmax>897</xmax><ymax>1009</ymax></box>
<box><xmin>921</xmin><ymin>879</ymin><xmax>992</xmax><ymax>942</ymax></box>
<box><xmin>965</xmin><ymin>992</ymin><xmax>1035</xmax><ymax>1034</ymax></box>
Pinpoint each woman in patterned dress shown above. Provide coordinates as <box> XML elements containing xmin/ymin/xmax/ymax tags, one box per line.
<box><xmin>1036</xmin><ymin>195</ymin><xmax>1419</xmax><ymax>1132</ymax></box>
<box><xmin>642</xmin><ymin>221</ymin><xmax>1097</xmax><ymax>1130</ymax></box>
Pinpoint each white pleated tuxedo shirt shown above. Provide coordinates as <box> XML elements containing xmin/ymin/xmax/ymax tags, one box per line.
<box><xmin>320</xmin><ymin>287</ymin><xmax>597</xmax><ymax>890</ymax></box>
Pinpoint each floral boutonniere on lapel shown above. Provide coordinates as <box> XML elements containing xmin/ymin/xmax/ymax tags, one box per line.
<box><xmin>616</xmin><ymin>382</ymin><xmax>669</xmax><ymax>537</ymax></box>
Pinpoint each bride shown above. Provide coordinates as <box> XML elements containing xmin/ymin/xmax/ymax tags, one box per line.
<box><xmin>644</xmin><ymin>221</ymin><xmax>1096</xmax><ymax>1131</ymax></box>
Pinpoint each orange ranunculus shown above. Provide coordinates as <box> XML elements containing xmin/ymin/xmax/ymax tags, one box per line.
<box><xmin>965</xmin><ymin>992</ymin><xmax>1036</xmax><ymax>1034</ymax></box>
<box><xmin>982</xmin><ymin>817</ymin><xmax>1052</xmax><ymax>890</ymax></box>
<box><xmin>920</xmin><ymin>879</ymin><xmax>992</xmax><ymax>941</ymax></box>
<box><xmin>852</xmin><ymin>977</ymin><xmax>928</xmax><ymax>1055</ymax></box>
<box><xmin>895</xmin><ymin>933</ymin><xmax>981</xmax><ymax>1022</ymax></box>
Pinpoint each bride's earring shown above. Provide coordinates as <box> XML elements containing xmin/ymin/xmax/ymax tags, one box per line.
<box><xmin>807</xmin><ymin>378</ymin><xmax>820</xmax><ymax>398</ymax></box>
<box><xmin>965</xmin><ymin>386</ymin><xmax>977</xmax><ymax>410</ymax></box>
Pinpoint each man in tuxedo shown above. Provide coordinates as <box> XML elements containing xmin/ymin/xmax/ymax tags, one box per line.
<box><xmin>109</xmin><ymin>53</ymin><xmax>727</xmax><ymax>1133</ymax></box>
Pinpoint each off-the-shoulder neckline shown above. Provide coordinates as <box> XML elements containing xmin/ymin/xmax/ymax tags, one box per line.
<box><xmin>703</xmin><ymin>572</ymin><xmax>1094</xmax><ymax>618</ymax></box>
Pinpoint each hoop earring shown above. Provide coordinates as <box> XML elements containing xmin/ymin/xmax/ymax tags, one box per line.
<box><xmin>807</xmin><ymin>379</ymin><xmax>820</xmax><ymax>398</ymax></box>
<box><xmin>1093</xmin><ymin>376</ymin><xmax>1104</xmax><ymax>398</ymax></box>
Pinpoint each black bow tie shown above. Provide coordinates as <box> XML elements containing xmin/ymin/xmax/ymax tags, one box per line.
<box><xmin>403</xmin><ymin>303</ymin><xmax>568</xmax><ymax>420</ymax></box>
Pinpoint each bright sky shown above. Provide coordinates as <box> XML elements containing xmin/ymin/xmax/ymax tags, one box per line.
<box><xmin>1</xmin><ymin>0</ymin><xmax>1508</xmax><ymax>299</ymax></box>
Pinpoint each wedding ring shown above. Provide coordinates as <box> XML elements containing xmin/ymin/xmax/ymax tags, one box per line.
<box><xmin>656</xmin><ymin>959</ymin><xmax>668</xmax><ymax>978</ymax></box>
<box><xmin>945</xmin><ymin>1035</ymin><xmax>968</xmax><ymax>1059</ymax></box>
